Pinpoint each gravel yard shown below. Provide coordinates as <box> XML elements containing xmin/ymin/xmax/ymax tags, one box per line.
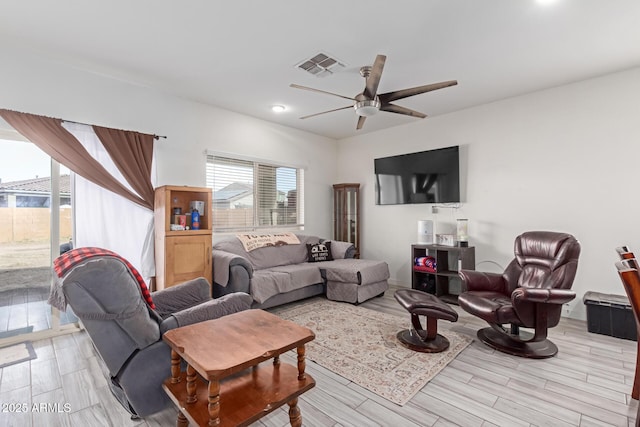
<box><xmin>0</xmin><ymin>242</ymin><xmax>52</xmax><ymax>292</ymax></box>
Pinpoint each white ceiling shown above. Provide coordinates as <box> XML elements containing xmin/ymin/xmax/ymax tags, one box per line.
<box><xmin>1</xmin><ymin>0</ymin><xmax>639</xmax><ymax>140</ymax></box>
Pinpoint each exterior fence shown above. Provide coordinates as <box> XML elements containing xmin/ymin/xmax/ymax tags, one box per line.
<box><xmin>0</xmin><ymin>207</ymin><xmax>72</xmax><ymax>243</ymax></box>
<box><xmin>211</xmin><ymin>208</ymin><xmax>298</xmax><ymax>228</ymax></box>
<box><xmin>211</xmin><ymin>208</ymin><xmax>253</xmax><ymax>229</ymax></box>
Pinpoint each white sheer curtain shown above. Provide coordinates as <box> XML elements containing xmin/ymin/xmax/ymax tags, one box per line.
<box><xmin>62</xmin><ymin>122</ymin><xmax>156</xmax><ymax>279</ymax></box>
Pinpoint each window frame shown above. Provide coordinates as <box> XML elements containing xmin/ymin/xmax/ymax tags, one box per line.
<box><xmin>206</xmin><ymin>152</ymin><xmax>305</xmax><ymax>233</ymax></box>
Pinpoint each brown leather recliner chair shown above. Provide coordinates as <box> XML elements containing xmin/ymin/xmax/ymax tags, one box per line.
<box><xmin>458</xmin><ymin>231</ymin><xmax>580</xmax><ymax>358</ymax></box>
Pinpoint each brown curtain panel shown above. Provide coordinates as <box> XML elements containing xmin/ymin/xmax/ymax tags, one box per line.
<box><xmin>93</xmin><ymin>126</ymin><xmax>155</xmax><ymax>210</ymax></box>
<box><xmin>0</xmin><ymin>109</ymin><xmax>151</xmax><ymax>209</ymax></box>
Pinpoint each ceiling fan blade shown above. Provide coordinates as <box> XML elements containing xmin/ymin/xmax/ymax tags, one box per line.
<box><xmin>300</xmin><ymin>105</ymin><xmax>352</xmax><ymax>120</ymax></box>
<box><xmin>290</xmin><ymin>84</ymin><xmax>355</xmax><ymax>101</ymax></box>
<box><xmin>380</xmin><ymin>103</ymin><xmax>427</xmax><ymax>118</ymax></box>
<box><xmin>363</xmin><ymin>54</ymin><xmax>386</xmax><ymax>100</ymax></box>
<box><xmin>378</xmin><ymin>80</ymin><xmax>458</xmax><ymax>103</ymax></box>
<box><xmin>356</xmin><ymin>116</ymin><xmax>367</xmax><ymax>130</ymax></box>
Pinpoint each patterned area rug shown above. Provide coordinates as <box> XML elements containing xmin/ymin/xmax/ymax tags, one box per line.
<box><xmin>272</xmin><ymin>298</ymin><xmax>471</xmax><ymax>405</ymax></box>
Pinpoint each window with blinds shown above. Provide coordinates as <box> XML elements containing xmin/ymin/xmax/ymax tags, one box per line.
<box><xmin>206</xmin><ymin>154</ymin><xmax>304</xmax><ymax>232</ymax></box>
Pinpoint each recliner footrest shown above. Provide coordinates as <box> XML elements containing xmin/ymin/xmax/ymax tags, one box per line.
<box><xmin>395</xmin><ymin>289</ymin><xmax>458</xmax><ymax>322</ymax></box>
<box><xmin>394</xmin><ymin>289</ymin><xmax>458</xmax><ymax>353</ymax></box>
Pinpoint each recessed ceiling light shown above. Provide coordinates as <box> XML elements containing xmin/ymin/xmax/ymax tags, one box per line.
<box><xmin>536</xmin><ymin>0</ymin><xmax>558</xmax><ymax>5</ymax></box>
<box><xmin>271</xmin><ymin>105</ymin><xmax>286</xmax><ymax>113</ymax></box>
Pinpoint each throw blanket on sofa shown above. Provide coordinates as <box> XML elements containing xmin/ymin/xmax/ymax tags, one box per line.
<box><xmin>236</xmin><ymin>233</ymin><xmax>300</xmax><ymax>252</ymax></box>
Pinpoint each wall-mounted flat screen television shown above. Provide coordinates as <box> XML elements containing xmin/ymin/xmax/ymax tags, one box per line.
<box><xmin>374</xmin><ymin>146</ymin><xmax>460</xmax><ymax>205</ymax></box>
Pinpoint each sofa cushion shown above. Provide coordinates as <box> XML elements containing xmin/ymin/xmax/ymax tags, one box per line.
<box><xmin>307</xmin><ymin>241</ymin><xmax>333</xmax><ymax>262</ymax></box>
<box><xmin>270</xmin><ymin>264</ymin><xmax>323</xmax><ymax>288</ymax></box>
<box><xmin>250</xmin><ymin>270</ymin><xmax>288</xmax><ymax>304</ymax></box>
<box><xmin>250</xmin><ymin>264</ymin><xmax>323</xmax><ymax>304</ymax></box>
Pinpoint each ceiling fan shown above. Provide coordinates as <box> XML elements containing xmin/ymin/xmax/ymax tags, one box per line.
<box><xmin>290</xmin><ymin>54</ymin><xmax>458</xmax><ymax>130</ymax></box>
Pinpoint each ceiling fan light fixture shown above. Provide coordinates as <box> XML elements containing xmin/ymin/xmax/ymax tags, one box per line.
<box><xmin>354</xmin><ymin>99</ymin><xmax>380</xmax><ymax>117</ymax></box>
<box><xmin>290</xmin><ymin>54</ymin><xmax>454</xmax><ymax>129</ymax></box>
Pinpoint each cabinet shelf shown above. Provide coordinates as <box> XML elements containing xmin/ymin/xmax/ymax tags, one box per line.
<box><xmin>166</xmin><ymin>229</ymin><xmax>212</xmax><ymax>237</ymax></box>
<box><xmin>155</xmin><ymin>185</ymin><xmax>213</xmax><ymax>291</ymax></box>
<box><xmin>413</xmin><ymin>267</ymin><xmax>436</xmax><ymax>274</ymax></box>
<box><xmin>411</xmin><ymin>244</ymin><xmax>475</xmax><ymax>305</ymax></box>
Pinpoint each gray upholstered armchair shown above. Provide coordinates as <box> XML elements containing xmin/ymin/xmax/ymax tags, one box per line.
<box><xmin>52</xmin><ymin>253</ymin><xmax>252</xmax><ymax>418</ymax></box>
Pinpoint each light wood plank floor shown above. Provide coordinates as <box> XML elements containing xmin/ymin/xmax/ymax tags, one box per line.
<box><xmin>0</xmin><ymin>285</ymin><xmax>637</xmax><ymax>426</ymax></box>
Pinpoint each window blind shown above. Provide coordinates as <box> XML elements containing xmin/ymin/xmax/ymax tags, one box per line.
<box><xmin>206</xmin><ymin>154</ymin><xmax>304</xmax><ymax>232</ymax></box>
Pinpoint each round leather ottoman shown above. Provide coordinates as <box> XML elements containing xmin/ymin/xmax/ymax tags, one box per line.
<box><xmin>394</xmin><ymin>289</ymin><xmax>458</xmax><ymax>353</ymax></box>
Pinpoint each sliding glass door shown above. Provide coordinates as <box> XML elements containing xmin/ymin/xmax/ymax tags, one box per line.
<box><xmin>0</xmin><ymin>138</ymin><xmax>79</xmax><ymax>346</ymax></box>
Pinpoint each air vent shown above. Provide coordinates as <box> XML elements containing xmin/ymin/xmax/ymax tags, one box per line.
<box><xmin>296</xmin><ymin>52</ymin><xmax>345</xmax><ymax>77</ymax></box>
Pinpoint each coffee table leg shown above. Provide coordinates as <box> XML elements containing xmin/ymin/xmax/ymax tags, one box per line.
<box><xmin>296</xmin><ymin>345</ymin><xmax>306</xmax><ymax>380</ymax></box>
<box><xmin>177</xmin><ymin>410</ymin><xmax>188</xmax><ymax>427</ymax></box>
<box><xmin>170</xmin><ymin>350</ymin><xmax>181</xmax><ymax>384</ymax></box>
<box><xmin>287</xmin><ymin>397</ymin><xmax>302</xmax><ymax>427</ymax></box>
<box><xmin>186</xmin><ymin>364</ymin><xmax>197</xmax><ymax>404</ymax></box>
<box><xmin>208</xmin><ymin>379</ymin><xmax>221</xmax><ymax>426</ymax></box>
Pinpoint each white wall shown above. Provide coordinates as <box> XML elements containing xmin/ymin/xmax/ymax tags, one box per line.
<box><xmin>336</xmin><ymin>67</ymin><xmax>640</xmax><ymax>320</ymax></box>
<box><xmin>3</xmin><ymin>45</ymin><xmax>639</xmax><ymax>320</ymax></box>
<box><xmin>0</xmin><ymin>47</ymin><xmax>337</xmax><ymax>239</ymax></box>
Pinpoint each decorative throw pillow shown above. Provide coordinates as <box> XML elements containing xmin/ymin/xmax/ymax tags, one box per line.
<box><xmin>307</xmin><ymin>241</ymin><xmax>333</xmax><ymax>262</ymax></box>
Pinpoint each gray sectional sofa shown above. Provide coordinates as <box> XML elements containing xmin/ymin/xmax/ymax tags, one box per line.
<box><xmin>211</xmin><ymin>234</ymin><xmax>390</xmax><ymax>308</ymax></box>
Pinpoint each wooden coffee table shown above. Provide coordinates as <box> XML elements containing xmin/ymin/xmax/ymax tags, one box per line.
<box><xmin>162</xmin><ymin>309</ymin><xmax>315</xmax><ymax>427</ymax></box>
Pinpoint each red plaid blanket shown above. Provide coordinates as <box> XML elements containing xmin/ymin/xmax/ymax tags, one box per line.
<box><xmin>54</xmin><ymin>247</ymin><xmax>155</xmax><ymax>310</ymax></box>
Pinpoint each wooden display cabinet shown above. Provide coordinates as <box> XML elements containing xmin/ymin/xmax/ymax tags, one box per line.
<box><xmin>333</xmin><ymin>183</ymin><xmax>360</xmax><ymax>258</ymax></box>
<box><xmin>154</xmin><ymin>185</ymin><xmax>213</xmax><ymax>290</ymax></box>
<box><xmin>411</xmin><ymin>244</ymin><xmax>475</xmax><ymax>305</ymax></box>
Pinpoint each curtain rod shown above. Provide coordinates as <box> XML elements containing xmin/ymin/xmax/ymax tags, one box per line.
<box><xmin>62</xmin><ymin>119</ymin><xmax>167</xmax><ymax>140</ymax></box>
